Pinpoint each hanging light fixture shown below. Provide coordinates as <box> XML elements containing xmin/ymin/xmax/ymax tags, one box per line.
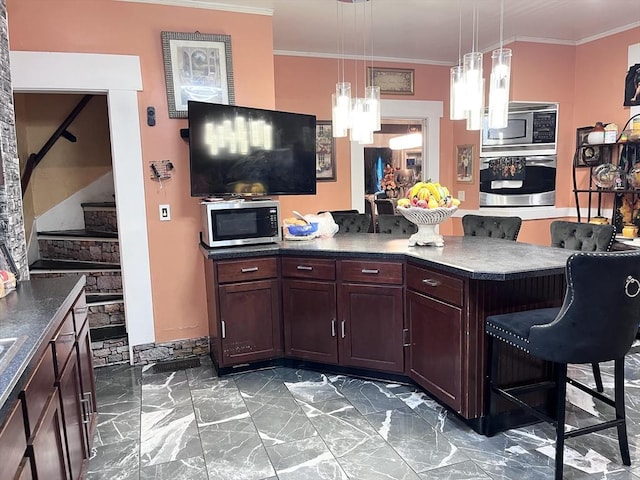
<box><xmin>450</xmin><ymin>1</ymin><xmax>466</xmax><ymax>120</ymax></box>
<box><xmin>332</xmin><ymin>0</ymin><xmax>379</xmax><ymax>144</ymax></box>
<box><xmin>463</xmin><ymin>3</ymin><xmax>484</xmax><ymax>131</ymax></box>
<box><xmin>488</xmin><ymin>0</ymin><xmax>512</xmax><ymax>129</ymax></box>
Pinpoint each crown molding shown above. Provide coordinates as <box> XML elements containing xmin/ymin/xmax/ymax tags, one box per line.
<box><xmin>576</xmin><ymin>20</ymin><xmax>640</xmax><ymax>46</ymax></box>
<box><xmin>273</xmin><ymin>49</ymin><xmax>452</xmax><ymax>66</ymax></box>
<box><xmin>117</xmin><ymin>0</ymin><xmax>273</xmax><ymax>15</ymax></box>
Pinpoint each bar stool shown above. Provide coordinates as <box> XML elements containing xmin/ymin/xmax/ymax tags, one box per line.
<box><xmin>484</xmin><ymin>250</ymin><xmax>640</xmax><ymax>480</ymax></box>
<box><xmin>462</xmin><ymin>214</ymin><xmax>522</xmax><ymax>241</ymax></box>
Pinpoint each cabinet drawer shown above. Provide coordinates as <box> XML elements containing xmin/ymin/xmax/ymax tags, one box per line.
<box><xmin>406</xmin><ymin>264</ymin><xmax>464</xmax><ymax>307</ymax></box>
<box><xmin>22</xmin><ymin>347</ymin><xmax>56</xmax><ymax>437</ymax></box>
<box><xmin>217</xmin><ymin>258</ymin><xmax>277</xmax><ymax>284</ymax></box>
<box><xmin>52</xmin><ymin>312</ymin><xmax>76</xmax><ymax>374</ymax></box>
<box><xmin>281</xmin><ymin>258</ymin><xmax>335</xmax><ymax>281</ymax></box>
<box><xmin>0</xmin><ymin>400</ymin><xmax>27</xmax><ymax>480</ymax></box>
<box><xmin>340</xmin><ymin>260</ymin><xmax>403</xmax><ymax>285</ymax></box>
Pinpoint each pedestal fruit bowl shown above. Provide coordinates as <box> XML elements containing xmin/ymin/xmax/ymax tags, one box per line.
<box><xmin>397</xmin><ymin>181</ymin><xmax>460</xmax><ymax>247</ymax></box>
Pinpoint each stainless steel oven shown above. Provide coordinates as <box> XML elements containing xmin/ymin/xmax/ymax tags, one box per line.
<box><xmin>479</xmin><ymin>155</ymin><xmax>556</xmax><ymax>207</ymax></box>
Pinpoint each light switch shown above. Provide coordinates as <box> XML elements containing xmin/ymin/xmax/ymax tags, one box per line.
<box><xmin>159</xmin><ymin>204</ymin><xmax>171</xmax><ymax>221</ymax></box>
<box><xmin>457</xmin><ymin>191</ymin><xmax>466</xmax><ymax>201</ymax></box>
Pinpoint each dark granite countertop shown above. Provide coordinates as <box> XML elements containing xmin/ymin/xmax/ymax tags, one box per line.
<box><xmin>201</xmin><ymin>235</ymin><xmax>577</xmax><ymax>280</ymax></box>
<box><xmin>0</xmin><ymin>275</ymin><xmax>85</xmax><ymax>418</ymax></box>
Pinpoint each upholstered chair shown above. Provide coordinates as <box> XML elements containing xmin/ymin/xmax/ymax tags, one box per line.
<box><xmin>363</xmin><ymin>197</ymin><xmax>377</xmax><ymax>233</ymax></box>
<box><xmin>462</xmin><ymin>214</ymin><xmax>522</xmax><ymax>241</ymax></box>
<box><xmin>485</xmin><ymin>250</ymin><xmax>640</xmax><ymax>479</ymax></box>
<box><xmin>550</xmin><ymin>220</ymin><xmax>616</xmax><ymax>392</ymax></box>
<box><xmin>374</xmin><ymin>199</ymin><xmax>396</xmax><ymax>215</ymax></box>
<box><xmin>376</xmin><ymin>215</ymin><xmax>418</xmax><ymax>235</ymax></box>
<box><xmin>550</xmin><ymin>220</ymin><xmax>615</xmax><ymax>252</ymax></box>
<box><xmin>332</xmin><ymin>213</ymin><xmax>372</xmax><ymax>234</ymax></box>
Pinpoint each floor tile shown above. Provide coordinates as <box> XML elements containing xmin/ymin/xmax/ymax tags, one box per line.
<box><xmin>266</xmin><ymin>436</ymin><xmax>349</xmax><ymax>479</ymax></box>
<box><xmin>139</xmin><ymin>456</ymin><xmax>208</xmax><ymax>480</ymax></box>
<box><xmin>418</xmin><ymin>460</ymin><xmax>492</xmax><ymax>479</ymax></box>
<box><xmin>86</xmin><ymin>439</ymin><xmax>139</xmax><ymax>480</ymax></box>
<box><xmin>94</xmin><ymin>398</ymin><xmax>141</xmax><ymax>447</ymax></box>
<box><xmin>329</xmin><ymin>375</ymin><xmax>408</xmax><ymax>415</ymax></box>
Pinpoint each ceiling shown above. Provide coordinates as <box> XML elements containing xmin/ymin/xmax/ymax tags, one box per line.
<box><xmin>125</xmin><ymin>0</ymin><xmax>640</xmax><ymax>64</ymax></box>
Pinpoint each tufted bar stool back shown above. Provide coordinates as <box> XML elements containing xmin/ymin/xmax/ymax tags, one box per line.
<box><xmin>332</xmin><ymin>213</ymin><xmax>372</xmax><ymax>234</ymax></box>
<box><xmin>484</xmin><ymin>250</ymin><xmax>640</xmax><ymax>479</ymax></box>
<box><xmin>462</xmin><ymin>214</ymin><xmax>522</xmax><ymax>241</ymax></box>
<box><xmin>550</xmin><ymin>220</ymin><xmax>615</xmax><ymax>252</ymax></box>
<box><xmin>376</xmin><ymin>215</ymin><xmax>418</xmax><ymax>235</ymax></box>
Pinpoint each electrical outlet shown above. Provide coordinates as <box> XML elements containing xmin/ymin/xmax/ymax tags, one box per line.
<box><xmin>159</xmin><ymin>204</ymin><xmax>171</xmax><ymax>221</ymax></box>
<box><xmin>457</xmin><ymin>190</ymin><xmax>466</xmax><ymax>201</ymax></box>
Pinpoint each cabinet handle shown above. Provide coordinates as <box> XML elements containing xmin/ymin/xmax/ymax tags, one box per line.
<box><xmin>86</xmin><ymin>392</ymin><xmax>94</xmax><ymax>414</ymax></box>
<box><xmin>80</xmin><ymin>398</ymin><xmax>91</xmax><ymax>424</ymax></box>
<box><xmin>402</xmin><ymin>328</ymin><xmax>410</xmax><ymax>347</ymax></box>
<box><xmin>361</xmin><ymin>269</ymin><xmax>379</xmax><ymax>275</ymax></box>
<box><xmin>221</xmin><ymin>320</ymin><xmax>226</xmax><ymax>339</ymax></box>
<box><xmin>241</xmin><ymin>267</ymin><xmax>259</xmax><ymax>273</ymax></box>
<box><xmin>331</xmin><ymin>319</ymin><xmax>336</xmax><ymax>337</ymax></box>
<box><xmin>422</xmin><ymin>278</ymin><xmax>441</xmax><ymax>287</ymax></box>
<box><xmin>341</xmin><ymin>320</ymin><xmax>346</xmax><ymax>339</ymax></box>
<box><xmin>296</xmin><ymin>265</ymin><xmax>313</xmax><ymax>271</ymax></box>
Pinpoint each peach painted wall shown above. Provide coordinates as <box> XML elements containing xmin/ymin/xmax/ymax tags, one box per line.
<box><xmin>7</xmin><ymin>0</ymin><xmax>275</xmax><ymax>343</ymax></box>
<box><xmin>274</xmin><ymin>55</ymin><xmax>453</xmax><ymax>219</ymax></box>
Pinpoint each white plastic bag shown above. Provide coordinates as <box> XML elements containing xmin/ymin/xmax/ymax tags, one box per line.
<box><xmin>304</xmin><ymin>212</ymin><xmax>339</xmax><ymax>238</ymax></box>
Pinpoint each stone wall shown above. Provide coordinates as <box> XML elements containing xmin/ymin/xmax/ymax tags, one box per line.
<box><xmin>38</xmin><ymin>238</ymin><xmax>120</xmax><ymax>263</ymax></box>
<box><xmin>132</xmin><ymin>336</ymin><xmax>210</xmax><ymax>365</ymax></box>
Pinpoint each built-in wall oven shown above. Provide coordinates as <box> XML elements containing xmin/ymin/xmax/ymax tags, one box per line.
<box><xmin>479</xmin><ymin>102</ymin><xmax>558</xmax><ymax>207</ymax></box>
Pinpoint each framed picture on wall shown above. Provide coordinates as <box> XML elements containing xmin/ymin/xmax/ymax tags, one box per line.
<box><xmin>456</xmin><ymin>144</ymin><xmax>473</xmax><ymax>183</ymax></box>
<box><xmin>316</xmin><ymin>121</ymin><xmax>336</xmax><ymax>181</ymax></box>
<box><xmin>367</xmin><ymin>67</ymin><xmax>414</xmax><ymax>95</ymax></box>
<box><xmin>161</xmin><ymin>31</ymin><xmax>236</xmax><ymax>118</ymax></box>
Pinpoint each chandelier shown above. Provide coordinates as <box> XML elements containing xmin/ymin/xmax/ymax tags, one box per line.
<box><xmin>331</xmin><ymin>0</ymin><xmax>380</xmax><ymax>145</ymax></box>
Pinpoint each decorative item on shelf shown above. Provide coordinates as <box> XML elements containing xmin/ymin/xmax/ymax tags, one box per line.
<box><xmin>622</xmin><ymin>224</ymin><xmax>639</xmax><ymax>239</ymax></box>
<box><xmin>581</xmin><ymin>146</ymin><xmax>602</xmax><ymax>166</ymax></box>
<box><xmin>627</xmin><ymin>164</ymin><xmax>640</xmax><ymax>189</ymax></box>
<box><xmin>605</xmin><ymin>123</ymin><xmax>618</xmax><ymax>143</ymax></box>
<box><xmin>380</xmin><ymin>163</ymin><xmax>399</xmax><ymax>198</ymax></box>
<box><xmin>591</xmin><ymin>163</ymin><xmax>623</xmax><ymax>189</ymax></box>
<box><xmin>589</xmin><ymin>216</ymin><xmax>609</xmax><ymax>225</ymax></box>
<box><xmin>587</xmin><ymin>122</ymin><xmax>605</xmax><ymax>145</ymax></box>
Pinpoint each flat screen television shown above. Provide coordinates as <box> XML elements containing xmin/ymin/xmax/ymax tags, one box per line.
<box><xmin>188</xmin><ymin>100</ymin><xmax>317</xmax><ymax>197</ymax></box>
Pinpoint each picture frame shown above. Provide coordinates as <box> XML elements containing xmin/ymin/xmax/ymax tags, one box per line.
<box><xmin>316</xmin><ymin>121</ymin><xmax>336</xmax><ymax>181</ymax></box>
<box><xmin>576</xmin><ymin>126</ymin><xmax>593</xmax><ymax>150</ymax></box>
<box><xmin>456</xmin><ymin>144</ymin><xmax>474</xmax><ymax>183</ymax></box>
<box><xmin>161</xmin><ymin>31</ymin><xmax>235</xmax><ymax>119</ymax></box>
<box><xmin>367</xmin><ymin>67</ymin><xmax>414</xmax><ymax>95</ymax></box>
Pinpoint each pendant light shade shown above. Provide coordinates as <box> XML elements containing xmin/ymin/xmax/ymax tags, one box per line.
<box><xmin>463</xmin><ymin>51</ymin><xmax>484</xmax><ymax>130</ymax></box>
<box><xmin>450</xmin><ymin>65</ymin><xmax>466</xmax><ymax>120</ymax></box>
<box><xmin>365</xmin><ymin>85</ymin><xmax>381</xmax><ymax>131</ymax></box>
<box><xmin>488</xmin><ymin>48</ymin><xmax>512</xmax><ymax>129</ymax></box>
<box><xmin>332</xmin><ymin>82</ymin><xmax>351</xmax><ymax>138</ymax></box>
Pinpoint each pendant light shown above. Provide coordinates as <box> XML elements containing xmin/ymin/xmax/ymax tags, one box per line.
<box><xmin>332</xmin><ymin>1</ymin><xmax>351</xmax><ymax>138</ymax></box>
<box><xmin>488</xmin><ymin>0</ymin><xmax>512</xmax><ymax>129</ymax></box>
<box><xmin>449</xmin><ymin>1</ymin><xmax>465</xmax><ymax>120</ymax></box>
<box><xmin>464</xmin><ymin>4</ymin><xmax>483</xmax><ymax>131</ymax></box>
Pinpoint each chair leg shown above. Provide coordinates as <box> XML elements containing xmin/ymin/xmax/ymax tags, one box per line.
<box><xmin>483</xmin><ymin>335</ymin><xmax>499</xmax><ymax>436</ymax></box>
<box><xmin>554</xmin><ymin>364</ymin><xmax>568</xmax><ymax>480</ymax></box>
<box><xmin>591</xmin><ymin>362</ymin><xmax>604</xmax><ymax>393</ymax></box>
<box><xmin>614</xmin><ymin>358</ymin><xmax>631</xmax><ymax>466</ymax></box>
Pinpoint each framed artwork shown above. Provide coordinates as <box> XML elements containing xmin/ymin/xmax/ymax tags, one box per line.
<box><xmin>316</xmin><ymin>121</ymin><xmax>336</xmax><ymax>181</ymax></box>
<box><xmin>367</xmin><ymin>67</ymin><xmax>414</xmax><ymax>95</ymax></box>
<box><xmin>456</xmin><ymin>144</ymin><xmax>474</xmax><ymax>183</ymax></box>
<box><xmin>576</xmin><ymin>126</ymin><xmax>593</xmax><ymax>149</ymax></box>
<box><xmin>161</xmin><ymin>31</ymin><xmax>235</xmax><ymax>119</ymax></box>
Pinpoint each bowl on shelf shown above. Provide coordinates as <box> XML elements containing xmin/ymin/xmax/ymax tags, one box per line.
<box><xmin>628</xmin><ymin>165</ymin><xmax>640</xmax><ymax>189</ymax></box>
<box><xmin>591</xmin><ymin>163</ymin><xmax>622</xmax><ymax>189</ymax></box>
<box><xmin>397</xmin><ymin>206</ymin><xmax>457</xmax><ymax>247</ymax></box>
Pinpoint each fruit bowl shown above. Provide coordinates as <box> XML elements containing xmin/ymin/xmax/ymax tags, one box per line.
<box><xmin>398</xmin><ymin>206</ymin><xmax>457</xmax><ymax>246</ymax></box>
<box><xmin>286</xmin><ymin>222</ymin><xmax>318</xmax><ymax>236</ymax></box>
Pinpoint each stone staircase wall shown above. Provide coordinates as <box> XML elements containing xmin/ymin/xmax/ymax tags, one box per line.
<box><xmin>38</xmin><ymin>238</ymin><xmax>120</xmax><ymax>263</ymax></box>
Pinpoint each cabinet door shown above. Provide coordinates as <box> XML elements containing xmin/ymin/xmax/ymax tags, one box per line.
<box><xmin>283</xmin><ymin>279</ymin><xmax>338</xmax><ymax>364</ymax></box>
<box><xmin>57</xmin><ymin>353</ymin><xmax>86</xmax><ymax>480</ymax></box>
<box><xmin>407</xmin><ymin>290</ymin><xmax>463</xmax><ymax>412</ymax></box>
<box><xmin>339</xmin><ymin>283</ymin><xmax>404</xmax><ymax>373</ymax></box>
<box><xmin>77</xmin><ymin>318</ymin><xmax>96</xmax><ymax>454</ymax></box>
<box><xmin>31</xmin><ymin>388</ymin><xmax>68</xmax><ymax>480</ymax></box>
<box><xmin>218</xmin><ymin>279</ymin><xmax>282</xmax><ymax>365</ymax></box>
<box><xmin>0</xmin><ymin>400</ymin><xmax>28</xmax><ymax>480</ymax></box>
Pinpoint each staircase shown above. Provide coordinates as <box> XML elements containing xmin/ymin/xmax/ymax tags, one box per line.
<box><xmin>29</xmin><ymin>202</ymin><xmax>128</xmax><ymax>367</ymax></box>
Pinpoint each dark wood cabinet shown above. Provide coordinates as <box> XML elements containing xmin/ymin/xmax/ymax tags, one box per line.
<box><xmin>31</xmin><ymin>389</ymin><xmax>68</xmax><ymax>480</ymax></box>
<box><xmin>76</xmin><ymin>317</ymin><xmax>96</xmax><ymax>453</ymax></box>
<box><xmin>282</xmin><ymin>257</ymin><xmax>337</xmax><ymax>364</ymax></box>
<box><xmin>0</xmin><ymin>400</ymin><xmax>28</xmax><ymax>480</ymax></box>
<box><xmin>339</xmin><ymin>283</ymin><xmax>404</xmax><ymax>372</ymax></box>
<box><xmin>406</xmin><ymin>263</ymin><xmax>465</xmax><ymax>413</ymax></box>
<box><xmin>57</xmin><ymin>353</ymin><xmax>86</xmax><ymax>480</ymax></box>
<box><xmin>218</xmin><ymin>279</ymin><xmax>282</xmax><ymax>364</ymax></box>
<box><xmin>338</xmin><ymin>260</ymin><xmax>405</xmax><ymax>373</ymax></box>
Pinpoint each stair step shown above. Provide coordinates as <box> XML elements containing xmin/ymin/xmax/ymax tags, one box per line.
<box><xmin>29</xmin><ymin>259</ymin><xmax>120</xmax><ymax>272</ymax></box>
<box><xmin>38</xmin><ymin>229</ymin><xmax>118</xmax><ymax>240</ymax></box>
<box><xmin>87</xmin><ymin>293</ymin><xmax>124</xmax><ymax>305</ymax></box>
<box><xmin>82</xmin><ymin>202</ymin><xmax>118</xmax><ymax>233</ymax></box>
<box><xmin>81</xmin><ymin>202</ymin><xmax>116</xmax><ymax>210</ymax></box>
<box><xmin>90</xmin><ymin>324</ymin><xmax>127</xmax><ymax>342</ymax></box>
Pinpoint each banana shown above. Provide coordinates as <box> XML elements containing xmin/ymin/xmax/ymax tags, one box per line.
<box><xmin>426</xmin><ymin>183</ymin><xmax>441</xmax><ymax>202</ymax></box>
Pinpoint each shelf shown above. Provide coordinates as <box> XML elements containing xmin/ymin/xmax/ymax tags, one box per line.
<box><xmin>574</xmin><ymin>189</ymin><xmax>640</xmax><ymax>194</ymax></box>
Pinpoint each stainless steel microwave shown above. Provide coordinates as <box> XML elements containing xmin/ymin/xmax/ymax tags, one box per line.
<box><xmin>200</xmin><ymin>200</ymin><xmax>281</xmax><ymax>248</ymax></box>
<box><xmin>480</xmin><ymin>103</ymin><xmax>558</xmax><ymax>157</ymax></box>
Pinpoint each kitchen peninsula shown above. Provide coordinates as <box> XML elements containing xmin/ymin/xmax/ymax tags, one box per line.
<box><xmin>201</xmin><ymin>235</ymin><xmax>574</xmax><ymax>432</ymax></box>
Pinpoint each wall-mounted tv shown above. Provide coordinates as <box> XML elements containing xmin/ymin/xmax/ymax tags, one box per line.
<box><xmin>188</xmin><ymin>100</ymin><xmax>317</xmax><ymax>197</ymax></box>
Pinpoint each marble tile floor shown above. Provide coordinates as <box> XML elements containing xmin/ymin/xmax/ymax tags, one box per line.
<box><xmin>87</xmin><ymin>354</ymin><xmax>640</xmax><ymax>480</ymax></box>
